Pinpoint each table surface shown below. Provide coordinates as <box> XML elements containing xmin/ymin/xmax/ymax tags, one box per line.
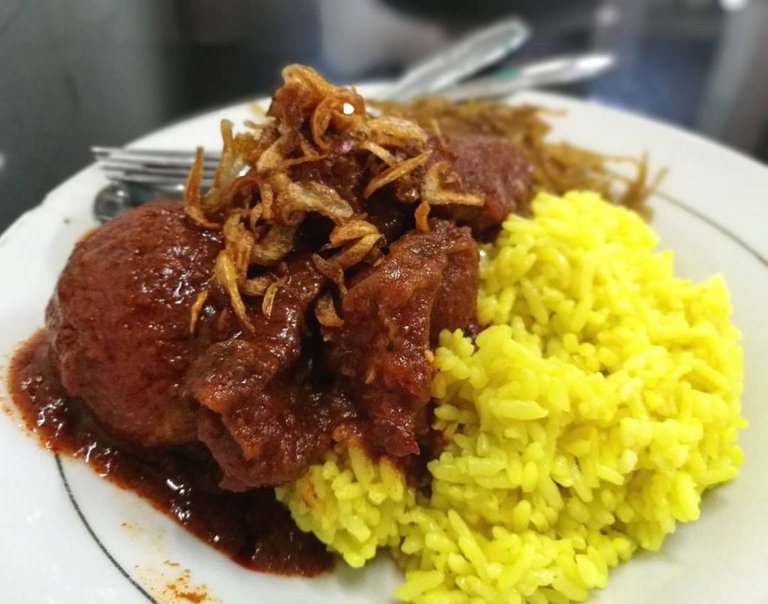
<box><xmin>1</xmin><ymin>0</ymin><xmax>767</xmax><ymax>232</ymax></box>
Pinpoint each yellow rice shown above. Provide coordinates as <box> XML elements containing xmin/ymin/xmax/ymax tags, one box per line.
<box><xmin>277</xmin><ymin>191</ymin><xmax>745</xmax><ymax>602</ymax></box>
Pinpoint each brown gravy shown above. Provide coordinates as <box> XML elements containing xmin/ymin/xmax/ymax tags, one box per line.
<box><xmin>7</xmin><ymin>330</ymin><xmax>334</xmax><ymax>577</ymax></box>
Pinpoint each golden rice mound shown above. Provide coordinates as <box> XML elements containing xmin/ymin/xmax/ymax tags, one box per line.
<box><xmin>279</xmin><ymin>191</ymin><xmax>745</xmax><ymax>603</ymax></box>
<box><xmin>276</xmin><ymin>441</ymin><xmax>414</xmax><ymax>569</ymax></box>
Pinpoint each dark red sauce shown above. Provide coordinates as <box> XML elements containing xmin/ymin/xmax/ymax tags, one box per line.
<box><xmin>8</xmin><ymin>329</ymin><xmax>333</xmax><ymax>577</ymax></box>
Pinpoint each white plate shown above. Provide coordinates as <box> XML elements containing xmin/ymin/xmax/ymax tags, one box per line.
<box><xmin>1</xmin><ymin>89</ymin><xmax>767</xmax><ymax>604</ymax></box>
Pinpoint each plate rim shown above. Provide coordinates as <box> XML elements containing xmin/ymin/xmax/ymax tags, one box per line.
<box><xmin>1</xmin><ymin>88</ymin><xmax>767</xmax><ymax>604</ymax></box>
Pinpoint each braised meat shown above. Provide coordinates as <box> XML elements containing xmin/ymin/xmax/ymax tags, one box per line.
<box><xmin>363</xmin><ymin>194</ymin><xmax>414</xmax><ymax>247</ymax></box>
<box><xmin>365</xmin><ymin>134</ymin><xmax>532</xmax><ymax>245</ymax></box>
<box><xmin>197</xmin><ymin>376</ymin><xmax>354</xmax><ymax>491</ymax></box>
<box><xmin>292</xmin><ymin>155</ymin><xmax>367</xmax><ymax>211</ymax></box>
<box><xmin>429</xmin><ymin>133</ymin><xmax>533</xmax><ymax>236</ymax></box>
<box><xmin>327</xmin><ymin>220</ymin><xmax>478</xmax><ymax>457</ymax></box>
<box><xmin>42</xmin><ymin>65</ymin><xmax>533</xmax><ymax>489</ymax></box>
<box><xmin>45</xmin><ymin>201</ymin><xmax>222</xmax><ymax>447</ymax></box>
<box><xmin>430</xmin><ymin>222</ymin><xmax>480</xmax><ymax>340</ymax></box>
<box><xmin>185</xmin><ymin>258</ymin><xmax>323</xmax><ymax>415</ymax></box>
<box><xmin>189</xmin><ymin>259</ymin><xmax>348</xmax><ymax>488</ymax></box>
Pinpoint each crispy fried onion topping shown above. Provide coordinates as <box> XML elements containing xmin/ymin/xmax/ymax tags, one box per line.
<box><xmin>314</xmin><ymin>291</ymin><xmax>344</xmax><ymax>328</ymax></box>
<box><xmin>371</xmin><ymin>96</ymin><xmax>662</xmax><ymax>214</ymax></box>
<box><xmin>420</xmin><ymin>161</ymin><xmax>484</xmax><ymax>207</ymax></box>
<box><xmin>250</xmin><ymin>225</ymin><xmax>296</xmax><ymax>266</ymax></box>
<box><xmin>183</xmin><ymin>64</ymin><xmax>486</xmax><ymax>329</ymax></box>
<box><xmin>363</xmin><ymin>151</ymin><xmax>431</xmax><ymax>199</ymax></box>
<box><xmin>188</xmin><ymin>290</ymin><xmax>209</xmax><ymax>335</ymax></box>
<box><xmin>281</xmin><ymin>181</ymin><xmax>354</xmax><ymax>224</ymax></box>
<box><xmin>311</xmin><ymin>254</ymin><xmax>347</xmax><ymax>296</ymax></box>
<box><xmin>415</xmin><ymin>160</ymin><xmax>484</xmax><ymax>231</ymax></box>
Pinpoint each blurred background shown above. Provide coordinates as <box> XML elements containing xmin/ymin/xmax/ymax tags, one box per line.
<box><xmin>1</xmin><ymin>0</ymin><xmax>767</xmax><ymax>231</ymax></box>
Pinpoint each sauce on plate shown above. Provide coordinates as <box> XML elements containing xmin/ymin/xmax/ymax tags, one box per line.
<box><xmin>8</xmin><ymin>330</ymin><xmax>333</xmax><ymax>577</ymax></box>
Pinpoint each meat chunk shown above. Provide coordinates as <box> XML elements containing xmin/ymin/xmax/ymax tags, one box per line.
<box><xmin>184</xmin><ymin>259</ymin><xmax>323</xmax><ymax>417</ymax></box>
<box><xmin>197</xmin><ymin>372</ymin><xmax>353</xmax><ymax>491</ymax></box>
<box><xmin>372</xmin><ymin>133</ymin><xmax>533</xmax><ymax>243</ymax></box>
<box><xmin>291</xmin><ymin>154</ymin><xmax>366</xmax><ymax>211</ymax></box>
<box><xmin>363</xmin><ymin>193</ymin><xmax>415</xmax><ymax>248</ymax></box>
<box><xmin>327</xmin><ymin>220</ymin><xmax>478</xmax><ymax>457</ymax></box>
<box><xmin>45</xmin><ymin>201</ymin><xmax>222</xmax><ymax>447</ymax></box>
<box><xmin>430</xmin><ymin>225</ymin><xmax>479</xmax><ymax>341</ymax></box>
<box><xmin>429</xmin><ymin>134</ymin><xmax>533</xmax><ymax>236</ymax></box>
<box><xmin>188</xmin><ymin>258</ymin><xmax>340</xmax><ymax>488</ymax></box>
<box><xmin>193</xmin><ymin>222</ymin><xmax>477</xmax><ymax>484</ymax></box>
<box><xmin>42</xmin><ymin>68</ymin><xmax>527</xmax><ymax>491</ymax></box>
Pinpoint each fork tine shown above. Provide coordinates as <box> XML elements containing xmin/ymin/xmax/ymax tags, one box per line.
<box><xmin>96</xmin><ymin>156</ymin><xmax>220</xmax><ymax>170</ymax></box>
<box><xmin>94</xmin><ymin>146</ymin><xmax>222</xmax><ymax>190</ymax></box>
<box><xmin>103</xmin><ymin>171</ymin><xmax>213</xmax><ymax>188</ymax></box>
<box><xmin>94</xmin><ymin>155</ymin><xmax>220</xmax><ymax>170</ymax></box>
<box><xmin>98</xmin><ymin>159</ymin><xmax>217</xmax><ymax>177</ymax></box>
<box><xmin>92</xmin><ymin>148</ymin><xmax>221</xmax><ymax>172</ymax></box>
<box><xmin>92</xmin><ymin>146</ymin><xmax>221</xmax><ymax>161</ymax></box>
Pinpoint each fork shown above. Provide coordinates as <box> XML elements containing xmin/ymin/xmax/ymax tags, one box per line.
<box><xmin>93</xmin><ymin>147</ymin><xmax>220</xmax><ymax>189</ymax></box>
<box><xmin>93</xmin><ymin>19</ymin><xmax>535</xmax><ymax>221</ymax></box>
<box><xmin>93</xmin><ymin>50</ymin><xmax>615</xmax><ymax>221</ymax></box>
<box><xmin>93</xmin><ymin>54</ymin><xmax>616</xmax><ymax>223</ymax></box>
<box><xmin>92</xmin><ymin>148</ymin><xmax>223</xmax><ymax>222</ymax></box>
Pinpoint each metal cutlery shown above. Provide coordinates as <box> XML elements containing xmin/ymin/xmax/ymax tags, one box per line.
<box><xmin>92</xmin><ymin>51</ymin><xmax>615</xmax><ymax>193</ymax></box>
<box><xmin>91</xmin><ymin>21</ymin><xmax>617</xmax><ymax>223</ymax></box>
<box><xmin>93</xmin><ymin>18</ymin><xmax>531</xmax><ymax>221</ymax></box>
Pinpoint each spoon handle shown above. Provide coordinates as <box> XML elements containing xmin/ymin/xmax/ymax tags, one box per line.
<box><xmin>439</xmin><ymin>53</ymin><xmax>616</xmax><ymax>102</ymax></box>
<box><xmin>383</xmin><ymin>17</ymin><xmax>530</xmax><ymax>101</ymax></box>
